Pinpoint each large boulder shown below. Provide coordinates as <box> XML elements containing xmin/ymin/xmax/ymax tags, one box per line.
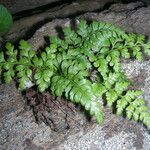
<box><xmin>0</xmin><ymin>2</ymin><xmax>150</xmax><ymax>150</ymax></box>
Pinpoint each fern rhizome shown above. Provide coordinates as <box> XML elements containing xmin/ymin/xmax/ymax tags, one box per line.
<box><xmin>0</xmin><ymin>20</ymin><xmax>150</xmax><ymax>126</ymax></box>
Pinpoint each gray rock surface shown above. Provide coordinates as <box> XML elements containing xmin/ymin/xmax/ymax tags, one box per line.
<box><xmin>4</xmin><ymin>0</ymin><xmax>116</xmax><ymax>42</ymax></box>
<box><xmin>0</xmin><ymin>2</ymin><xmax>150</xmax><ymax>150</ymax></box>
<box><xmin>1</xmin><ymin>0</ymin><xmax>61</xmax><ymax>14</ymax></box>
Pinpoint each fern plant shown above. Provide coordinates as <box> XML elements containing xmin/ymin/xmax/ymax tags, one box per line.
<box><xmin>0</xmin><ymin>20</ymin><xmax>150</xmax><ymax>126</ymax></box>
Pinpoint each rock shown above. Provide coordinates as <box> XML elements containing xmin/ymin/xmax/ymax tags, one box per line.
<box><xmin>28</xmin><ymin>18</ymin><xmax>71</xmax><ymax>50</ymax></box>
<box><xmin>0</xmin><ymin>2</ymin><xmax>150</xmax><ymax>150</ymax></box>
<box><xmin>4</xmin><ymin>0</ymin><xmax>116</xmax><ymax>42</ymax></box>
<box><xmin>121</xmin><ymin>60</ymin><xmax>150</xmax><ymax>108</ymax></box>
<box><xmin>1</xmin><ymin>0</ymin><xmax>62</xmax><ymax>14</ymax></box>
<box><xmin>85</xmin><ymin>2</ymin><xmax>150</xmax><ymax>36</ymax></box>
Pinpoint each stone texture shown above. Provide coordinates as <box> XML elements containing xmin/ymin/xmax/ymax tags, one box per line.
<box><xmin>0</xmin><ymin>2</ymin><xmax>150</xmax><ymax>150</ymax></box>
<box><xmin>122</xmin><ymin>60</ymin><xmax>150</xmax><ymax>108</ymax></box>
<box><xmin>3</xmin><ymin>0</ymin><xmax>115</xmax><ymax>42</ymax></box>
<box><xmin>0</xmin><ymin>0</ymin><xmax>61</xmax><ymax>14</ymax></box>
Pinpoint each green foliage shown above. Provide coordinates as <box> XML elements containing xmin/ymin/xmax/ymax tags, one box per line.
<box><xmin>0</xmin><ymin>5</ymin><xmax>13</xmax><ymax>34</ymax></box>
<box><xmin>0</xmin><ymin>20</ymin><xmax>150</xmax><ymax>126</ymax></box>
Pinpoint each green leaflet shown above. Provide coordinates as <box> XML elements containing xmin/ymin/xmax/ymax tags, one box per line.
<box><xmin>0</xmin><ymin>20</ymin><xmax>150</xmax><ymax>126</ymax></box>
<box><xmin>106</xmin><ymin>90</ymin><xmax>118</xmax><ymax>107</ymax></box>
<box><xmin>0</xmin><ymin>5</ymin><xmax>13</xmax><ymax>34</ymax></box>
<box><xmin>143</xmin><ymin>40</ymin><xmax>150</xmax><ymax>55</ymax></box>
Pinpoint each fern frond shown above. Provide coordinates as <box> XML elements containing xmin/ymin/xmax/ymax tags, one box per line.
<box><xmin>0</xmin><ymin>20</ymin><xmax>150</xmax><ymax>126</ymax></box>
